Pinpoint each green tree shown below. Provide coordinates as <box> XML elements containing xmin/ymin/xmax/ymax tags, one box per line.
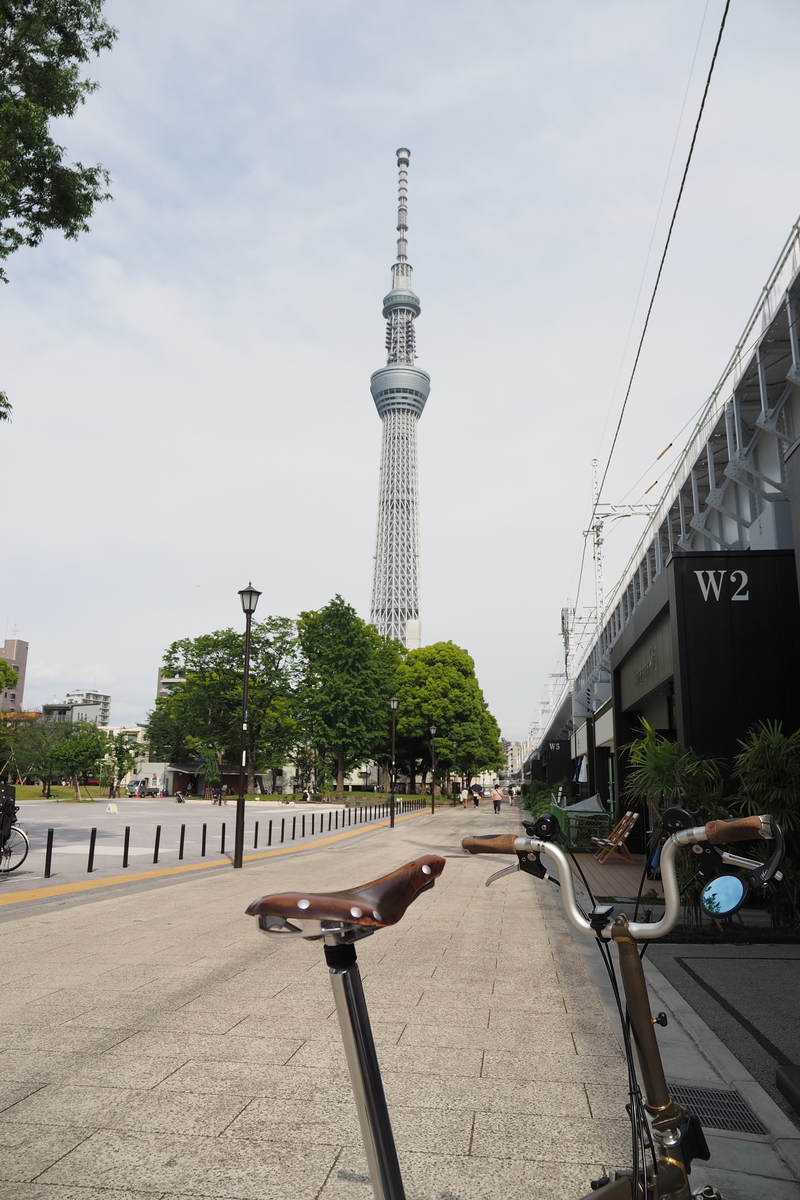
<box><xmin>147</xmin><ymin>618</ymin><xmax>298</xmax><ymax>792</ymax></box>
<box><xmin>186</xmin><ymin>737</ymin><xmax>220</xmax><ymax>800</ymax></box>
<box><xmin>50</xmin><ymin>721</ymin><xmax>108</xmax><ymax>799</ymax></box>
<box><xmin>0</xmin><ymin>659</ymin><xmax>17</xmax><ymax>690</ymax></box>
<box><xmin>394</xmin><ymin>642</ymin><xmax>503</xmax><ymax>792</ymax></box>
<box><xmin>11</xmin><ymin>712</ymin><xmax>68</xmax><ymax>793</ymax></box>
<box><xmin>296</xmin><ymin>596</ymin><xmax>400</xmax><ymax>791</ymax></box>
<box><xmin>0</xmin><ymin>0</ymin><xmax>117</xmax><ymax>419</ymax></box>
<box><xmin>104</xmin><ymin>731</ymin><xmax>141</xmax><ymax>798</ymax></box>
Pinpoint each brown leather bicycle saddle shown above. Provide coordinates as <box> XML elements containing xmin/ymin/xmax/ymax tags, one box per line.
<box><xmin>245</xmin><ymin>854</ymin><xmax>445</xmax><ymax>928</ymax></box>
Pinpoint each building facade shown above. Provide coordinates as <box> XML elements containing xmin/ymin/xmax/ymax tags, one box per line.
<box><xmin>64</xmin><ymin>690</ymin><xmax>110</xmax><ymax>725</ymax></box>
<box><xmin>0</xmin><ymin>639</ymin><xmax>28</xmax><ymax>712</ymax></box>
<box><xmin>369</xmin><ymin>148</ymin><xmax>430</xmax><ymax>648</ymax></box>
<box><xmin>524</xmin><ymin>217</ymin><xmax>800</xmax><ymax>833</ymax></box>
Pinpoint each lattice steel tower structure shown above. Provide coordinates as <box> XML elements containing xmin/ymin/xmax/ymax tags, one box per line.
<box><xmin>369</xmin><ymin>148</ymin><xmax>430</xmax><ymax>646</ymax></box>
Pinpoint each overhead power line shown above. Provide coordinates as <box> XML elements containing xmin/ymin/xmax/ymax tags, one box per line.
<box><xmin>574</xmin><ymin>0</ymin><xmax>733</xmax><ymax>615</ymax></box>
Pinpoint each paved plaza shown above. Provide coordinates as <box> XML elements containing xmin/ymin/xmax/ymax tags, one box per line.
<box><xmin>1</xmin><ymin>808</ymin><xmax>799</xmax><ymax>1200</ymax></box>
<box><xmin>2</xmin><ymin>799</ymin><xmax>408</xmax><ymax>894</ymax></box>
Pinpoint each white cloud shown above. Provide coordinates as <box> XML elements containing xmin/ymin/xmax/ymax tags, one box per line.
<box><xmin>2</xmin><ymin>0</ymin><xmax>800</xmax><ymax>738</ymax></box>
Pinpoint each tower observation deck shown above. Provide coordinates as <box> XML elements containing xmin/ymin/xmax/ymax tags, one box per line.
<box><xmin>369</xmin><ymin>148</ymin><xmax>430</xmax><ymax>646</ymax></box>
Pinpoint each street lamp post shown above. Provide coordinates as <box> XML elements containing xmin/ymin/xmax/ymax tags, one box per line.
<box><xmin>429</xmin><ymin>725</ymin><xmax>437</xmax><ymax>815</ymax></box>
<box><xmin>452</xmin><ymin>741</ymin><xmax>458</xmax><ymax>804</ymax></box>
<box><xmin>234</xmin><ymin>582</ymin><xmax>261</xmax><ymax>868</ymax></box>
<box><xmin>389</xmin><ymin>696</ymin><xmax>398</xmax><ymax>828</ymax></box>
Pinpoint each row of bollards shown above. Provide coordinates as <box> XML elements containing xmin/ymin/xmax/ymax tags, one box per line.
<box><xmin>38</xmin><ymin>798</ymin><xmax>428</xmax><ymax>877</ymax></box>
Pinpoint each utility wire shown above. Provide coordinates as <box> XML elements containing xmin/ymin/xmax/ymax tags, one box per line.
<box><xmin>574</xmin><ymin>0</ymin><xmax>732</xmax><ymax>614</ymax></box>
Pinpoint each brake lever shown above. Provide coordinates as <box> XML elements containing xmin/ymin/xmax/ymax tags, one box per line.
<box><xmin>485</xmin><ymin>862</ymin><xmax>519</xmax><ymax>887</ymax></box>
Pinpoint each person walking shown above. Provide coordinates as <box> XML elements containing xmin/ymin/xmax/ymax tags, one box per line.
<box><xmin>491</xmin><ymin>784</ymin><xmax>503</xmax><ymax>814</ymax></box>
<box><xmin>460</xmin><ymin>787</ymin><xmax>470</xmax><ymax>807</ymax></box>
<box><xmin>472</xmin><ymin>786</ymin><xmax>481</xmax><ymax>808</ymax></box>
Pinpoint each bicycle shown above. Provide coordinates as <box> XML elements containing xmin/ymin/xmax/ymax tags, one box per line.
<box><xmin>244</xmin><ymin>810</ymin><xmax>784</xmax><ymax>1200</ymax></box>
<box><xmin>1</xmin><ymin>793</ymin><xmax>29</xmax><ymax>873</ymax></box>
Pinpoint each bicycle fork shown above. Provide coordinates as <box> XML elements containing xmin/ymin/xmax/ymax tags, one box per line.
<box><xmin>325</xmin><ymin>938</ymin><xmax>406</xmax><ymax>1200</ymax></box>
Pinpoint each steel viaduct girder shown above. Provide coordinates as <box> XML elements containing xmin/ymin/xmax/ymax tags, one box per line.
<box><xmin>526</xmin><ymin>219</ymin><xmax>800</xmax><ymax>762</ymax></box>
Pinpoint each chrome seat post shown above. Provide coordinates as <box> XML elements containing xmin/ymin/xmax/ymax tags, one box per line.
<box><xmin>324</xmin><ymin>938</ymin><xmax>406</xmax><ymax>1200</ymax></box>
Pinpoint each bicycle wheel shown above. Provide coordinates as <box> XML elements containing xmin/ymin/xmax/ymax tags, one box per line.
<box><xmin>1</xmin><ymin>827</ymin><xmax>29</xmax><ymax>872</ymax></box>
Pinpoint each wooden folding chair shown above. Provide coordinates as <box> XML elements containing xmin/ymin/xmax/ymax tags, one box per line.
<box><xmin>591</xmin><ymin>811</ymin><xmax>639</xmax><ymax>864</ymax></box>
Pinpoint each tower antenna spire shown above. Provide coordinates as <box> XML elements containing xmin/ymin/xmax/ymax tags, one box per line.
<box><xmin>395</xmin><ymin>147</ymin><xmax>410</xmax><ymax>264</ymax></box>
<box><xmin>369</xmin><ymin>148</ymin><xmax>431</xmax><ymax>647</ymax></box>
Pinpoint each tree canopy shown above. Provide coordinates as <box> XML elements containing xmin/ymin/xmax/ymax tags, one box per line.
<box><xmin>50</xmin><ymin>720</ymin><xmax>108</xmax><ymax>798</ymax></box>
<box><xmin>0</xmin><ymin>0</ymin><xmax>117</xmax><ymax>420</ymax></box>
<box><xmin>0</xmin><ymin>659</ymin><xmax>17</xmax><ymax>689</ymax></box>
<box><xmin>296</xmin><ymin>595</ymin><xmax>402</xmax><ymax>790</ymax></box>
<box><xmin>394</xmin><ymin>641</ymin><xmax>504</xmax><ymax>789</ymax></box>
<box><xmin>146</xmin><ymin>618</ymin><xmax>298</xmax><ymax>792</ymax></box>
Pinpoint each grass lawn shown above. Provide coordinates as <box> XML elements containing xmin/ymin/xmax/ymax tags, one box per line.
<box><xmin>11</xmin><ymin>784</ymin><xmax>448</xmax><ymax>805</ymax></box>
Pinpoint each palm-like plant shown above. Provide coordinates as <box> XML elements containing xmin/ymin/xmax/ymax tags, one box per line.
<box><xmin>734</xmin><ymin>720</ymin><xmax>800</xmax><ymax>834</ymax></box>
<box><xmin>625</xmin><ymin>721</ymin><xmax>721</xmax><ymax>813</ymax></box>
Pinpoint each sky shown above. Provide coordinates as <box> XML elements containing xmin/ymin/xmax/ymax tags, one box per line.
<box><xmin>3</xmin><ymin>0</ymin><xmax>800</xmax><ymax>740</ymax></box>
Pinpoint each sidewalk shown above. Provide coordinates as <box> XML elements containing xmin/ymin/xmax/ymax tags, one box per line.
<box><xmin>562</xmin><ymin>856</ymin><xmax>800</xmax><ymax>1199</ymax></box>
<box><xmin>2</xmin><ymin>808</ymin><xmax>793</xmax><ymax>1199</ymax></box>
<box><xmin>1</xmin><ymin>808</ymin><xmax>629</xmax><ymax>1200</ymax></box>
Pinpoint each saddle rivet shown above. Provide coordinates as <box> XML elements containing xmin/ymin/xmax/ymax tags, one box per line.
<box><xmin>350</xmin><ymin>906</ymin><xmax>363</xmax><ymax>918</ymax></box>
<box><xmin>421</xmin><ymin>864</ymin><xmax>432</xmax><ymax>875</ymax></box>
<box><xmin>297</xmin><ymin>899</ymin><xmax>310</xmax><ymax>910</ymax></box>
<box><xmin>372</xmin><ymin>911</ymin><xmax>381</xmax><ymax>921</ymax></box>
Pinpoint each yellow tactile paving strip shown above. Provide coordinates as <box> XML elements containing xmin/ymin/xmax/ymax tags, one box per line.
<box><xmin>0</xmin><ymin>810</ymin><xmax>425</xmax><ymax>908</ymax></box>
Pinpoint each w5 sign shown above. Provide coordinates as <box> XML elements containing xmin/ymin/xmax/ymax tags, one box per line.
<box><xmin>694</xmin><ymin>569</ymin><xmax>749</xmax><ymax>602</ymax></box>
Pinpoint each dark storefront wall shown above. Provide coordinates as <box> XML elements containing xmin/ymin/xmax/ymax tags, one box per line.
<box><xmin>540</xmin><ymin>739</ymin><xmax>571</xmax><ymax>788</ymax></box>
<box><xmin>671</xmin><ymin>550</ymin><xmax>800</xmax><ymax>763</ymax></box>
<box><xmin>612</xmin><ymin>550</ymin><xmax>800</xmax><ymax>792</ymax></box>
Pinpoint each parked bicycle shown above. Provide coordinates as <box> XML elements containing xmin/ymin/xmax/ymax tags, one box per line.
<box><xmin>0</xmin><ymin>789</ymin><xmax>29</xmax><ymax>873</ymax></box>
<box><xmin>244</xmin><ymin>810</ymin><xmax>784</xmax><ymax>1200</ymax></box>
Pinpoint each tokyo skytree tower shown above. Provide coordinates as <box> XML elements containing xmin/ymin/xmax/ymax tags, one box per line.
<box><xmin>369</xmin><ymin>148</ymin><xmax>430</xmax><ymax>647</ymax></box>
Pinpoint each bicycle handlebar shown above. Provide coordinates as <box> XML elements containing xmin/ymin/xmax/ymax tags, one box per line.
<box><xmin>704</xmin><ymin>814</ymin><xmax>769</xmax><ymax>844</ymax></box>
<box><xmin>462</xmin><ymin>835</ymin><xmax>518</xmax><ymax>855</ymax></box>
<box><xmin>461</xmin><ymin>815</ymin><xmax>776</xmax><ymax>941</ymax></box>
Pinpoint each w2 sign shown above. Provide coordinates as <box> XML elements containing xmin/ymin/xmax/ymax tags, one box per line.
<box><xmin>694</xmin><ymin>569</ymin><xmax>749</xmax><ymax>602</ymax></box>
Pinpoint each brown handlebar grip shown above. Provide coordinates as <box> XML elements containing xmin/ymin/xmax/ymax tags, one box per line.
<box><xmin>705</xmin><ymin>815</ymin><xmax>765</xmax><ymax>844</ymax></box>
<box><xmin>462</xmin><ymin>834</ymin><xmax>518</xmax><ymax>855</ymax></box>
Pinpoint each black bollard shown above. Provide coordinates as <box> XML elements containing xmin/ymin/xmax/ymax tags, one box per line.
<box><xmin>87</xmin><ymin>828</ymin><xmax>97</xmax><ymax>873</ymax></box>
<box><xmin>220</xmin><ymin>823</ymin><xmax>226</xmax><ymax>853</ymax></box>
<box><xmin>292</xmin><ymin>816</ymin><xmax>296</xmax><ymax>840</ymax></box>
<box><xmin>179</xmin><ymin>824</ymin><xmax>186</xmax><ymax>860</ymax></box>
<box><xmin>153</xmin><ymin>824</ymin><xmax>161</xmax><ymax>864</ymax></box>
<box><xmin>302</xmin><ymin>814</ymin><xmax>306</xmax><ymax>838</ymax></box>
<box><xmin>254</xmin><ymin>820</ymin><xmax>259</xmax><ymax>849</ymax></box>
<box><xmin>123</xmin><ymin>826</ymin><xmax>130</xmax><ymax>868</ymax></box>
<box><xmin>268</xmin><ymin>819</ymin><xmax>273</xmax><ymax>847</ymax></box>
<box><xmin>44</xmin><ymin>828</ymin><xmax>54</xmax><ymax>878</ymax></box>
<box><xmin>201</xmin><ymin>823</ymin><xmax>207</xmax><ymax>856</ymax></box>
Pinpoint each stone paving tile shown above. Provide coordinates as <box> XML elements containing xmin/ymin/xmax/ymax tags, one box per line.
<box><xmin>471</xmin><ymin>1111</ymin><xmax>630</xmax><ymax>1163</ymax></box>
<box><xmin>381</xmin><ymin>1072</ymin><xmax>592</xmax><ymax>1117</ymax></box>
<box><xmin>320</xmin><ymin>1147</ymin><xmax>608</xmax><ymax>1200</ymax></box>
<box><xmin>2</xmin><ymin>1023</ymin><xmax>136</xmax><ymax>1055</ymax></box>
<box><xmin>69</xmin><ymin>1053</ymin><xmax>192</xmax><ymax>1090</ymax></box>
<box><xmin>1</xmin><ymin>1186</ymin><xmax>164</xmax><ymax>1200</ymax></box>
<box><xmin>4</xmin><ymin>1084</ymin><xmax>250</xmax><ymax>1137</ymax></box>
<box><xmin>38</xmin><ymin>1130</ymin><xmax>340</xmax><ymax>1199</ymax></box>
<box><xmin>481</xmin><ymin>1047</ymin><xmax>627</xmax><ymax>1084</ymax></box>
<box><xmin>155</xmin><ymin>1060</ymin><xmax>355</xmax><ymax>1103</ymax></box>
<box><xmin>0</xmin><ymin>1123</ymin><xmax>95</xmax><ymax>1184</ymax></box>
<box><xmin>0</xmin><ymin>1082</ymin><xmax>45</xmax><ymax>1115</ymax></box>
<box><xmin>105</xmin><ymin>1029</ymin><xmax>303</xmax><ymax>1064</ymax></box>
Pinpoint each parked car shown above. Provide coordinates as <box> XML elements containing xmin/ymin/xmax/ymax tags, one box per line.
<box><xmin>126</xmin><ymin>779</ymin><xmax>159</xmax><ymax>797</ymax></box>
